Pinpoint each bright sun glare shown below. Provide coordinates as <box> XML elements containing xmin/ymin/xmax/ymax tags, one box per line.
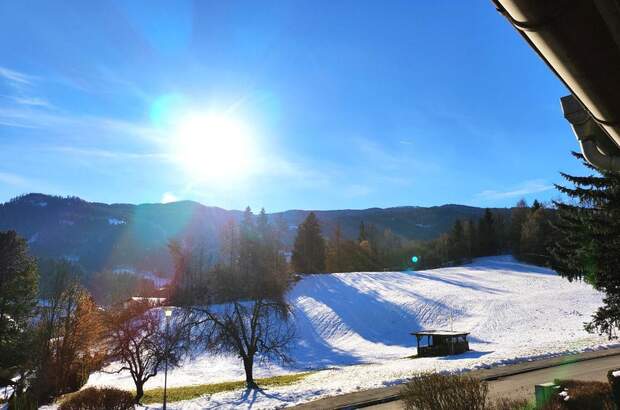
<box><xmin>173</xmin><ymin>113</ymin><xmax>254</xmax><ymax>181</ymax></box>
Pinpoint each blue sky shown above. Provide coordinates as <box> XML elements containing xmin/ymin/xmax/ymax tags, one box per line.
<box><xmin>0</xmin><ymin>1</ymin><xmax>585</xmax><ymax>212</ymax></box>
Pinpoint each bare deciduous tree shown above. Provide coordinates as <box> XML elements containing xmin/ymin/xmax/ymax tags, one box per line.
<box><xmin>103</xmin><ymin>300</ymin><xmax>186</xmax><ymax>403</ymax></box>
<box><xmin>173</xmin><ymin>207</ymin><xmax>295</xmax><ymax>389</ymax></box>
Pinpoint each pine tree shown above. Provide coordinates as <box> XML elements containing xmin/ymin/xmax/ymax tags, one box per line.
<box><xmin>326</xmin><ymin>224</ymin><xmax>344</xmax><ymax>273</ymax></box>
<box><xmin>358</xmin><ymin>221</ymin><xmax>367</xmax><ymax>242</ymax></box>
<box><xmin>510</xmin><ymin>199</ymin><xmax>529</xmax><ymax>258</ymax></box>
<box><xmin>465</xmin><ymin>218</ymin><xmax>479</xmax><ymax>258</ymax></box>
<box><xmin>551</xmin><ymin>152</ymin><xmax>620</xmax><ymax>339</ymax></box>
<box><xmin>0</xmin><ymin>231</ymin><xmax>38</xmax><ymax>391</ymax></box>
<box><xmin>448</xmin><ymin>220</ymin><xmax>468</xmax><ymax>264</ymax></box>
<box><xmin>292</xmin><ymin>212</ymin><xmax>326</xmax><ymax>273</ymax></box>
<box><xmin>478</xmin><ymin>209</ymin><xmax>498</xmax><ymax>256</ymax></box>
<box><xmin>520</xmin><ymin>206</ymin><xmax>553</xmax><ymax>265</ymax></box>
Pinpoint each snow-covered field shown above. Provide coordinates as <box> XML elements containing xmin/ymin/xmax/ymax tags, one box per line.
<box><xmin>86</xmin><ymin>256</ymin><xmax>614</xmax><ymax>409</ymax></box>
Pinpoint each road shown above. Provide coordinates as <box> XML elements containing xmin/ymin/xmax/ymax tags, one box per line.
<box><xmin>367</xmin><ymin>353</ymin><xmax>620</xmax><ymax>409</ymax></box>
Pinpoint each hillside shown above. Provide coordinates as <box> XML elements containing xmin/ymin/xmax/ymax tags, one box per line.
<box><xmin>0</xmin><ymin>193</ymin><xmax>511</xmax><ymax>274</ymax></box>
<box><xmin>85</xmin><ymin>256</ymin><xmax>610</xmax><ymax>409</ymax></box>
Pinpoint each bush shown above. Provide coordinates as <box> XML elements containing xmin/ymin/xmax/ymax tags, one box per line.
<box><xmin>58</xmin><ymin>387</ymin><xmax>134</xmax><ymax>410</ymax></box>
<box><xmin>490</xmin><ymin>397</ymin><xmax>530</xmax><ymax>410</ymax></box>
<box><xmin>401</xmin><ymin>373</ymin><xmax>489</xmax><ymax>410</ymax></box>
<box><xmin>542</xmin><ymin>379</ymin><xmax>613</xmax><ymax>410</ymax></box>
<box><xmin>607</xmin><ymin>369</ymin><xmax>620</xmax><ymax>408</ymax></box>
<box><xmin>7</xmin><ymin>392</ymin><xmax>38</xmax><ymax>410</ymax></box>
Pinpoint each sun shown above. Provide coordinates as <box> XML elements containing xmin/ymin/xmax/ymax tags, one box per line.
<box><xmin>172</xmin><ymin>112</ymin><xmax>254</xmax><ymax>181</ymax></box>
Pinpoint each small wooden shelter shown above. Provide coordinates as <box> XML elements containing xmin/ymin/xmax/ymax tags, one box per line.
<box><xmin>411</xmin><ymin>330</ymin><xmax>470</xmax><ymax>357</ymax></box>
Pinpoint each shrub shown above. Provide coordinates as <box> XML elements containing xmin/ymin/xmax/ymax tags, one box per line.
<box><xmin>542</xmin><ymin>379</ymin><xmax>613</xmax><ymax>410</ymax></box>
<box><xmin>607</xmin><ymin>368</ymin><xmax>620</xmax><ymax>408</ymax></box>
<box><xmin>490</xmin><ymin>397</ymin><xmax>530</xmax><ymax>410</ymax></box>
<box><xmin>7</xmin><ymin>392</ymin><xmax>38</xmax><ymax>410</ymax></box>
<box><xmin>401</xmin><ymin>373</ymin><xmax>488</xmax><ymax>410</ymax></box>
<box><xmin>58</xmin><ymin>387</ymin><xmax>134</xmax><ymax>410</ymax></box>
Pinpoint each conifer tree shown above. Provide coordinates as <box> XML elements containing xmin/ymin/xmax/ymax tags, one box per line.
<box><xmin>292</xmin><ymin>212</ymin><xmax>326</xmax><ymax>273</ymax></box>
<box><xmin>326</xmin><ymin>224</ymin><xmax>344</xmax><ymax>273</ymax></box>
<box><xmin>448</xmin><ymin>220</ymin><xmax>468</xmax><ymax>264</ymax></box>
<box><xmin>551</xmin><ymin>152</ymin><xmax>620</xmax><ymax>339</ymax></box>
<box><xmin>477</xmin><ymin>209</ymin><xmax>498</xmax><ymax>256</ymax></box>
<box><xmin>520</xmin><ymin>205</ymin><xmax>553</xmax><ymax>265</ymax></box>
<box><xmin>358</xmin><ymin>221</ymin><xmax>367</xmax><ymax>242</ymax></box>
<box><xmin>465</xmin><ymin>218</ymin><xmax>479</xmax><ymax>258</ymax></box>
<box><xmin>510</xmin><ymin>199</ymin><xmax>529</xmax><ymax>258</ymax></box>
<box><xmin>0</xmin><ymin>231</ymin><xmax>38</xmax><ymax>392</ymax></box>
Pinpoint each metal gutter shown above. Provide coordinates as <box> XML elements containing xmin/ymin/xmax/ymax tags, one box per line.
<box><xmin>492</xmin><ymin>0</ymin><xmax>620</xmax><ymax>170</ymax></box>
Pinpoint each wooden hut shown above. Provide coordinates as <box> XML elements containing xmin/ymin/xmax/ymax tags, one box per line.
<box><xmin>411</xmin><ymin>330</ymin><xmax>470</xmax><ymax>357</ymax></box>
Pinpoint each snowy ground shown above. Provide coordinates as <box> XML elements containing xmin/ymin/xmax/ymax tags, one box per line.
<box><xmin>83</xmin><ymin>256</ymin><xmax>614</xmax><ymax>409</ymax></box>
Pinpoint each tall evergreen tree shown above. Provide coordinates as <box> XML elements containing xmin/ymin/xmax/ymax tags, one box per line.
<box><xmin>510</xmin><ymin>199</ymin><xmax>529</xmax><ymax>258</ymax></box>
<box><xmin>292</xmin><ymin>212</ymin><xmax>326</xmax><ymax>273</ymax></box>
<box><xmin>477</xmin><ymin>209</ymin><xmax>498</xmax><ymax>256</ymax></box>
<box><xmin>358</xmin><ymin>221</ymin><xmax>367</xmax><ymax>242</ymax></box>
<box><xmin>551</xmin><ymin>153</ymin><xmax>620</xmax><ymax>339</ymax></box>
<box><xmin>448</xmin><ymin>220</ymin><xmax>468</xmax><ymax>264</ymax></box>
<box><xmin>0</xmin><ymin>231</ymin><xmax>38</xmax><ymax>391</ymax></box>
<box><xmin>520</xmin><ymin>205</ymin><xmax>553</xmax><ymax>265</ymax></box>
<box><xmin>465</xmin><ymin>218</ymin><xmax>479</xmax><ymax>258</ymax></box>
<box><xmin>326</xmin><ymin>224</ymin><xmax>344</xmax><ymax>273</ymax></box>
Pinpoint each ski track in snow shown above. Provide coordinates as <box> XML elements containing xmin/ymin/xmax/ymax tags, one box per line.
<box><xmin>72</xmin><ymin>256</ymin><xmax>614</xmax><ymax>409</ymax></box>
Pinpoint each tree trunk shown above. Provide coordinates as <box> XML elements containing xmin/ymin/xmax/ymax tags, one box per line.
<box><xmin>243</xmin><ymin>356</ymin><xmax>257</xmax><ymax>389</ymax></box>
<box><xmin>135</xmin><ymin>381</ymin><xmax>144</xmax><ymax>404</ymax></box>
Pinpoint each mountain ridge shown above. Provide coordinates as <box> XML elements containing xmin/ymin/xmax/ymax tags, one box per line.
<box><xmin>0</xmin><ymin>193</ymin><xmax>512</xmax><ymax>275</ymax></box>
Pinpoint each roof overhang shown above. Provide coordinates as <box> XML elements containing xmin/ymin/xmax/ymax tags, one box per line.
<box><xmin>492</xmin><ymin>0</ymin><xmax>620</xmax><ymax>170</ymax></box>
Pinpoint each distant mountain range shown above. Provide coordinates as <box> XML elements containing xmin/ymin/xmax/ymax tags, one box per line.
<box><xmin>0</xmin><ymin>193</ymin><xmax>511</xmax><ymax>276</ymax></box>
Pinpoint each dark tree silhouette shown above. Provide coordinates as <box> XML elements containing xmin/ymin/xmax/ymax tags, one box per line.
<box><xmin>292</xmin><ymin>212</ymin><xmax>326</xmax><ymax>273</ymax></box>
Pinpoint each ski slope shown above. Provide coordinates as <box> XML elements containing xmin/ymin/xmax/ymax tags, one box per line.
<box><xmin>85</xmin><ymin>256</ymin><xmax>614</xmax><ymax>409</ymax></box>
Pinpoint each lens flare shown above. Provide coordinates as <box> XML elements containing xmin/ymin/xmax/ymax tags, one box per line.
<box><xmin>172</xmin><ymin>112</ymin><xmax>254</xmax><ymax>182</ymax></box>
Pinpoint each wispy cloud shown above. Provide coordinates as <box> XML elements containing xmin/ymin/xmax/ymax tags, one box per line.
<box><xmin>0</xmin><ymin>106</ymin><xmax>165</xmax><ymax>145</ymax></box>
<box><xmin>0</xmin><ymin>171</ymin><xmax>31</xmax><ymax>187</ymax></box>
<box><xmin>10</xmin><ymin>96</ymin><xmax>52</xmax><ymax>107</ymax></box>
<box><xmin>50</xmin><ymin>146</ymin><xmax>170</xmax><ymax>161</ymax></box>
<box><xmin>343</xmin><ymin>184</ymin><xmax>372</xmax><ymax>197</ymax></box>
<box><xmin>476</xmin><ymin>179</ymin><xmax>554</xmax><ymax>201</ymax></box>
<box><xmin>0</xmin><ymin>66</ymin><xmax>35</xmax><ymax>86</ymax></box>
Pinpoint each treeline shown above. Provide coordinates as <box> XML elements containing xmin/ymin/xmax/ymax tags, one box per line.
<box><xmin>0</xmin><ymin>201</ymin><xmax>559</xmax><ymax>407</ymax></box>
<box><xmin>36</xmin><ymin>260</ymin><xmax>163</xmax><ymax>307</ymax></box>
<box><xmin>291</xmin><ymin>202</ymin><xmax>556</xmax><ymax>274</ymax></box>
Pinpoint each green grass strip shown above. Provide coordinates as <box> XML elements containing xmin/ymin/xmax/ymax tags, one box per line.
<box><xmin>141</xmin><ymin>372</ymin><xmax>313</xmax><ymax>404</ymax></box>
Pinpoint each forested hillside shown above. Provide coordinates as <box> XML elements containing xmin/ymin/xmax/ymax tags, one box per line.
<box><xmin>0</xmin><ymin>193</ymin><xmax>511</xmax><ymax>275</ymax></box>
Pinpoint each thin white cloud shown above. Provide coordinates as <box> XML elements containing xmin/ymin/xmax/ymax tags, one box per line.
<box><xmin>0</xmin><ymin>107</ymin><xmax>164</xmax><ymax>144</ymax></box>
<box><xmin>0</xmin><ymin>66</ymin><xmax>35</xmax><ymax>86</ymax></box>
<box><xmin>50</xmin><ymin>146</ymin><xmax>170</xmax><ymax>161</ymax></box>
<box><xmin>0</xmin><ymin>171</ymin><xmax>30</xmax><ymax>187</ymax></box>
<box><xmin>11</xmin><ymin>96</ymin><xmax>52</xmax><ymax>107</ymax></box>
<box><xmin>343</xmin><ymin>184</ymin><xmax>372</xmax><ymax>197</ymax></box>
<box><xmin>476</xmin><ymin>179</ymin><xmax>554</xmax><ymax>201</ymax></box>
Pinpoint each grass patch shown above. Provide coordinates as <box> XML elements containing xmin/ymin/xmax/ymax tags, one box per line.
<box><xmin>141</xmin><ymin>372</ymin><xmax>312</xmax><ymax>404</ymax></box>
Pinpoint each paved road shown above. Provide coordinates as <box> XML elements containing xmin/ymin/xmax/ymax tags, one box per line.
<box><xmin>367</xmin><ymin>353</ymin><xmax>620</xmax><ymax>409</ymax></box>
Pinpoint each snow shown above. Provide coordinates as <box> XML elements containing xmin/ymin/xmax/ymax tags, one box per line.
<box><xmin>83</xmin><ymin>256</ymin><xmax>613</xmax><ymax>409</ymax></box>
<box><xmin>108</xmin><ymin>218</ymin><xmax>126</xmax><ymax>225</ymax></box>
